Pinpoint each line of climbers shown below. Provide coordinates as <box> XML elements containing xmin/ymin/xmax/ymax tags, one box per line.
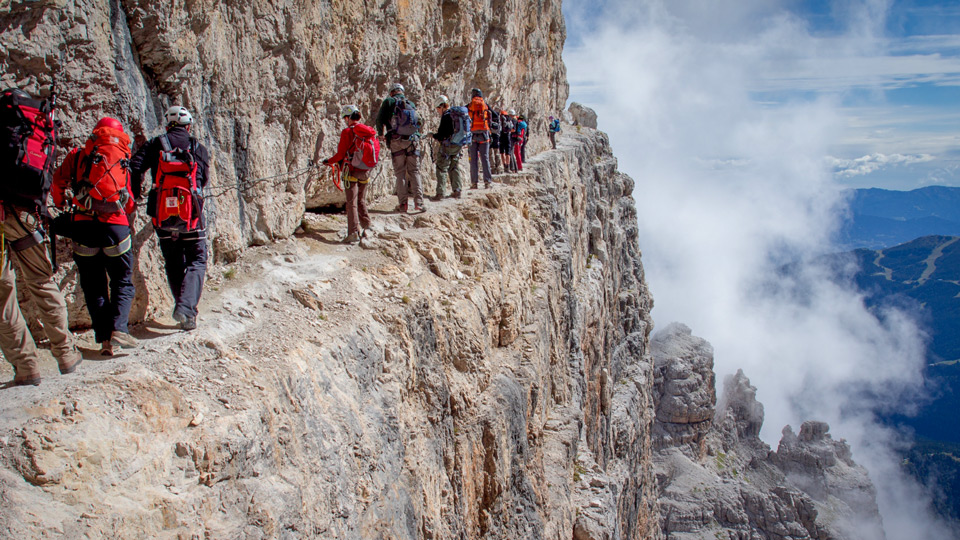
<box><xmin>0</xmin><ymin>83</ymin><xmax>563</xmax><ymax>386</ymax></box>
<box><xmin>0</xmin><ymin>87</ymin><xmax>208</xmax><ymax>386</ymax></box>
<box><xmin>321</xmin><ymin>84</ymin><xmax>562</xmax><ymax>244</ymax></box>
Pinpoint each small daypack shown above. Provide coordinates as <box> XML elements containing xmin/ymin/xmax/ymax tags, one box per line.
<box><xmin>550</xmin><ymin>119</ymin><xmax>561</xmax><ymax>132</ymax></box>
<box><xmin>73</xmin><ymin>126</ymin><xmax>131</xmax><ymax>215</ymax></box>
<box><xmin>467</xmin><ymin>96</ymin><xmax>489</xmax><ymax>131</ymax></box>
<box><xmin>0</xmin><ymin>89</ymin><xmax>57</xmax><ymax>208</ymax></box>
<box><xmin>151</xmin><ymin>134</ymin><xmax>202</xmax><ymax>233</ymax></box>
<box><xmin>447</xmin><ymin>107</ymin><xmax>473</xmax><ymax>146</ymax></box>
<box><xmin>389</xmin><ymin>97</ymin><xmax>420</xmax><ymax>137</ymax></box>
<box><xmin>349</xmin><ymin>128</ymin><xmax>380</xmax><ymax>170</ymax></box>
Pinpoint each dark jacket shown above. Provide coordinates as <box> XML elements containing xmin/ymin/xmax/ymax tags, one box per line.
<box><xmin>375</xmin><ymin>95</ymin><xmax>402</xmax><ymax>138</ymax></box>
<box><xmin>129</xmin><ymin>126</ymin><xmax>210</xmax><ymax>200</ymax></box>
<box><xmin>432</xmin><ymin>109</ymin><xmax>455</xmax><ymax>143</ymax></box>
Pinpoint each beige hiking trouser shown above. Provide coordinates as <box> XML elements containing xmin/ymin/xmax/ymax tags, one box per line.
<box><xmin>0</xmin><ymin>206</ymin><xmax>80</xmax><ymax>379</ymax></box>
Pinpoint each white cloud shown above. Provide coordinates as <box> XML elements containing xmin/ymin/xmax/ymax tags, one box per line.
<box><xmin>828</xmin><ymin>152</ymin><xmax>936</xmax><ymax>176</ymax></box>
<box><xmin>565</xmin><ymin>0</ymin><xmax>956</xmax><ymax>537</ymax></box>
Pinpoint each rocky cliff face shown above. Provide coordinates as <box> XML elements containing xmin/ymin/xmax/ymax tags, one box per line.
<box><xmin>0</xmin><ymin>0</ymin><xmax>568</xmax><ymax>321</ymax></box>
<box><xmin>0</xmin><ymin>129</ymin><xmax>663</xmax><ymax>539</ymax></box>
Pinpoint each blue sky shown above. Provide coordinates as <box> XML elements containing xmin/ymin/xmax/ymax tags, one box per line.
<box><xmin>565</xmin><ymin>0</ymin><xmax>960</xmax><ymax>190</ymax></box>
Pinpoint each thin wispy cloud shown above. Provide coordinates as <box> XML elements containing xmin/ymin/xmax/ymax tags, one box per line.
<box><xmin>828</xmin><ymin>152</ymin><xmax>936</xmax><ymax>177</ymax></box>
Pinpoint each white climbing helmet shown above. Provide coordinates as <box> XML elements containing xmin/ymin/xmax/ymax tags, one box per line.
<box><xmin>508</xmin><ymin>109</ymin><xmax>516</xmax><ymax>116</ymax></box>
<box><xmin>435</xmin><ymin>95</ymin><xmax>449</xmax><ymax>108</ymax></box>
<box><xmin>389</xmin><ymin>83</ymin><xmax>404</xmax><ymax>95</ymax></box>
<box><xmin>341</xmin><ymin>104</ymin><xmax>360</xmax><ymax>118</ymax></box>
<box><xmin>164</xmin><ymin>105</ymin><xmax>193</xmax><ymax>127</ymax></box>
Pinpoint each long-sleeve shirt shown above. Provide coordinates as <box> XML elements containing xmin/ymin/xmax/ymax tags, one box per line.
<box><xmin>326</xmin><ymin>122</ymin><xmax>378</xmax><ymax>175</ymax></box>
<box><xmin>129</xmin><ymin>126</ymin><xmax>210</xmax><ymax>200</ymax></box>
<box><xmin>431</xmin><ymin>110</ymin><xmax>455</xmax><ymax>143</ymax></box>
<box><xmin>375</xmin><ymin>95</ymin><xmax>401</xmax><ymax>137</ymax></box>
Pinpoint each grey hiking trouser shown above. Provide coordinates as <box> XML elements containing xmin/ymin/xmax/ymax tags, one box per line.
<box><xmin>390</xmin><ymin>138</ymin><xmax>422</xmax><ymax>207</ymax></box>
<box><xmin>435</xmin><ymin>144</ymin><xmax>463</xmax><ymax>196</ymax></box>
<box><xmin>469</xmin><ymin>131</ymin><xmax>492</xmax><ymax>187</ymax></box>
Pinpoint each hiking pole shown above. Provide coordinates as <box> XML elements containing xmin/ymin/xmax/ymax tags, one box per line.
<box><xmin>47</xmin><ymin>78</ymin><xmax>59</xmax><ymax>272</ymax></box>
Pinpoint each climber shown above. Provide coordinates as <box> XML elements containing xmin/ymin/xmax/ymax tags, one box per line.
<box><xmin>0</xmin><ymin>87</ymin><xmax>83</xmax><ymax>385</ymax></box>
<box><xmin>513</xmin><ymin>113</ymin><xmax>526</xmax><ymax>171</ymax></box>
<box><xmin>322</xmin><ymin>105</ymin><xmax>380</xmax><ymax>243</ymax></box>
<box><xmin>430</xmin><ymin>95</ymin><xmax>469</xmax><ymax>200</ymax></box>
<box><xmin>518</xmin><ymin>114</ymin><xmax>530</xmax><ymax>163</ymax></box>
<box><xmin>499</xmin><ymin>109</ymin><xmax>516</xmax><ymax>172</ymax></box>
<box><xmin>375</xmin><ymin>83</ymin><xmax>424</xmax><ymax>213</ymax></box>
<box><xmin>488</xmin><ymin>107</ymin><xmax>503</xmax><ymax>174</ymax></box>
<box><xmin>548</xmin><ymin>115</ymin><xmax>561</xmax><ymax>149</ymax></box>
<box><xmin>51</xmin><ymin>116</ymin><xmax>138</xmax><ymax>356</ymax></box>
<box><xmin>466</xmin><ymin>88</ymin><xmax>493</xmax><ymax>189</ymax></box>
<box><xmin>130</xmin><ymin>105</ymin><xmax>210</xmax><ymax>332</ymax></box>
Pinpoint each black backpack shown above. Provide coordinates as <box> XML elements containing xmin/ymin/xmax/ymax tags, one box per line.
<box><xmin>0</xmin><ymin>89</ymin><xmax>57</xmax><ymax>208</ymax></box>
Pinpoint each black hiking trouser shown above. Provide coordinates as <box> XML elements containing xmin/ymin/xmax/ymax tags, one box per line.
<box><xmin>158</xmin><ymin>232</ymin><xmax>207</xmax><ymax>319</ymax></box>
<box><xmin>72</xmin><ymin>221</ymin><xmax>135</xmax><ymax>344</ymax></box>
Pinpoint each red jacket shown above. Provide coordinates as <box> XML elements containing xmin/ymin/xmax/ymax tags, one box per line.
<box><xmin>52</xmin><ymin>128</ymin><xmax>135</xmax><ymax>226</ymax></box>
<box><xmin>327</xmin><ymin>122</ymin><xmax>378</xmax><ymax>174</ymax></box>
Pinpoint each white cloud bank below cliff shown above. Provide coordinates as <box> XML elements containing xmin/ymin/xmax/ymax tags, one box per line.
<box><xmin>564</xmin><ymin>1</ymin><xmax>956</xmax><ymax>538</ymax></box>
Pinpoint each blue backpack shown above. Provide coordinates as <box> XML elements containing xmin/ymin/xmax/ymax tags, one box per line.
<box><xmin>390</xmin><ymin>97</ymin><xmax>420</xmax><ymax>137</ymax></box>
<box><xmin>447</xmin><ymin>107</ymin><xmax>472</xmax><ymax>146</ymax></box>
<box><xmin>550</xmin><ymin>118</ymin><xmax>561</xmax><ymax>132</ymax></box>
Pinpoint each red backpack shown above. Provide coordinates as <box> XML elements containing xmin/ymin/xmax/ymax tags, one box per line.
<box><xmin>0</xmin><ymin>89</ymin><xmax>58</xmax><ymax>208</ymax></box>
<box><xmin>151</xmin><ymin>134</ymin><xmax>202</xmax><ymax>233</ymax></box>
<box><xmin>73</xmin><ymin>126</ymin><xmax>131</xmax><ymax>215</ymax></box>
<box><xmin>349</xmin><ymin>127</ymin><xmax>380</xmax><ymax>170</ymax></box>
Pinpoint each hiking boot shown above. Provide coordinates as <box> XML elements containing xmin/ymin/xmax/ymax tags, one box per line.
<box><xmin>58</xmin><ymin>353</ymin><xmax>82</xmax><ymax>375</ymax></box>
<box><xmin>5</xmin><ymin>375</ymin><xmax>41</xmax><ymax>388</ymax></box>
<box><xmin>414</xmin><ymin>204</ymin><xmax>425</xmax><ymax>213</ymax></box>
<box><xmin>360</xmin><ymin>228</ymin><xmax>368</xmax><ymax>239</ymax></box>
<box><xmin>485</xmin><ymin>183</ymin><xmax>492</xmax><ymax>189</ymax></box>
<box><xmin>111</xmin><ymin>331</ymin><xmax>139</xmax><ymax>349</ymax></box>
<box><xmin>450</xmin><ymin>190</ymin><xmax>462</xmax><ymax>199</ymax></box>
<box><xmin>100</xmin><ymin>341</ymin><xmax>114</xmax><ymax>356</ymax></box>
<box><xmin>430</xmin><ymin>193</ymin><xmax>444</xmax><ymax>202</ymax></box>
<box><xmin>343</xmin><ymin>232</ymin><xmax>360</xmax><ymax>244</ymax></box>
<box><xmin>394</xmin><ymin>204</ymin><xmax>407</xmax><ymax>213</ymax></box>
<box><xmin>180</xmin><ymin>317</ymin><xmax>198</xmax><ymax>331</ymax></box>
<box><xmin>470</xmin><ymin>183</ymin><xmax>479</xmax><ymax>190</ymax></box>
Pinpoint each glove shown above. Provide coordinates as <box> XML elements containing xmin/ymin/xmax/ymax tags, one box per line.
<box><xmin>322</xmin><ymin>158</ymin><xmax>330</xmax><ymax>165</ymax></box>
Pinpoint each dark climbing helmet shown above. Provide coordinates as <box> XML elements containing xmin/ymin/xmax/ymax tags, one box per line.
<box><xmin>1</xmin><ymin>88</ymin><xmax>30</xmax><ymax>99</ymax></box>
<box><xmin>471</xmin><ymin>88</ymin><xmax>483</xmax><ymax>98</ymax></box>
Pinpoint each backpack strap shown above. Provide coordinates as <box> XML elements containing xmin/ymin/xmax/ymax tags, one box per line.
<box><xmin>159</xmin><ymin>133</ymin><xmax>173</xmax><ymax>153</ymax></box>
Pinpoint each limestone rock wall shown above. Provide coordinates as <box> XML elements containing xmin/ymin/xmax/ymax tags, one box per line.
<box><xmin>0</xmin><ymin>129</ymin><xmax>659</xmax><ymax>539</ymax></box>
<box><xmin>0</xmin><ymin>0</ymin><xmax>568</xmax><ymax>321</ymax></box>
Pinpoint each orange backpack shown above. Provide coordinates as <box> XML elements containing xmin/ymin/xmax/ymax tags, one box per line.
<box><xmin>468</xmin><ymin>96</ymin><xmax>489</xmax><ymax>132</ymax></box>
<box><xmin>73</xmin><ymin>126</ymin><xmax>131</xmax><ymax>215</ymax></box>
